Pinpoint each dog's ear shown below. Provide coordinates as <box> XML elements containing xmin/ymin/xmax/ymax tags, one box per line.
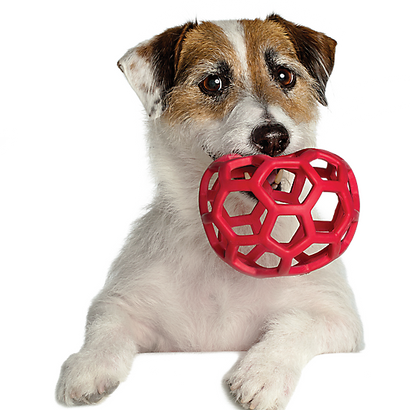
<box><xmin>118</xmin><ymin>22</ymin><xmax>197</xmax><ymax>119</ymax></box>
<box><xmin>268</xmin><ymin>14</ymin><xmax>336</xmax><ymax>106</ymax></box>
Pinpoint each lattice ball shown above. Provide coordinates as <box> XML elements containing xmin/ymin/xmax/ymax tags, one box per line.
<box><xmin>199</xmin><ymin>149</ymin><xmax>360</xmax><ymax>278</ymax></box>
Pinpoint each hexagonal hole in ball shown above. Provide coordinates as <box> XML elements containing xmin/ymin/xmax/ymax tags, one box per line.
<box><xmin>271</xmin><ymin>215</ymin><xmax>302</xmax><ymax>244</ymax></box>
<box><xmin>256</xmin><ymin>252</ymin><xmax>280</xmax><ymax>269</ymax></box>
<box><xmin>223</xmin><ymin>192</ymin><xmax>258</xmax><ymax>217</ymax></box>
<box><xmin>311</xmin><ymin>191</ymin><xmax>339</xmax><ymax>221</ymax></box>
<box><xmin>311</xmin><ymin>158</ymin><xmax>340</xmax><ymax>181</ymax></box>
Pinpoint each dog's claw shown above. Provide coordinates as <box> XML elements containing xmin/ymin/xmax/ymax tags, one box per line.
<box><xmin>71</xmin><ymin>381</ymin><xmax>120</xmax><ymax>405</ymax></box>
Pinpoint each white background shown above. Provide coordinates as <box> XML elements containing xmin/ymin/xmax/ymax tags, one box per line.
<box><xmin>1</xmin><ymin>1</ymin><xmax>409</xmax><ymax>409</ymax></box>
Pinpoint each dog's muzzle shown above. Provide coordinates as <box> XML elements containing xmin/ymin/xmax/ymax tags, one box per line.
<box><xmin>251</xmin><ymin>123</ymin><xmax>290</xmax><ymax>157</ymax></box>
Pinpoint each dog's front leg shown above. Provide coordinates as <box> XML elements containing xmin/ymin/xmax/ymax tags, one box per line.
<box><xmin>227</xmin><ymin>308</ymin><xmax>362</xmax><ymax>410</ymax></box>
<box><xmin>56</xmin><ymin>294</ymin><xmax>150</xmax><ymax>406</ymax></box>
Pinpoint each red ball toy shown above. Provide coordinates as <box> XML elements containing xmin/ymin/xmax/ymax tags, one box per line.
<box><xmin>199</xmin><ymin>149</ymin><xmax>360</xmax><ymax>278</ymax></box>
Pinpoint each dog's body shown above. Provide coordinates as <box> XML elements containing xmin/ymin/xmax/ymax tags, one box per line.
<box><xmin>56</xmin><ymin>14</ymin><xmax>364</xmax><ymax>410</ymax></box>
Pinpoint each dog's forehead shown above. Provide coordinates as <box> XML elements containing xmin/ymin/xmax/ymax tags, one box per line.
<box><xmin>178</xmin><ymin>19</ymin><xmax>297</xmax><ymax>74</ymax></box>
<box><xmin>240</xmin><ymin>19</ymin><xmax>297</xmax><ymax>58</ymax></box>
<box><xmin>176</xmin><ymin>21</ymin><xmax>239</xmax><ymax>74</ymax></box>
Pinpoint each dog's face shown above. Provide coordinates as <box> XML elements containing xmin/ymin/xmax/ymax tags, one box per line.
<box><xmin>118</xmin><ymin>14</ymin><xmax>336</xmax><ymax>164</ymax></box>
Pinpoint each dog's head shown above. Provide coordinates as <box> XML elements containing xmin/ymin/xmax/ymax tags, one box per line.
<box><xmin>118</xmin><ymin>14</ymin><xmax>336</xmax><ymax>163</ymax></box>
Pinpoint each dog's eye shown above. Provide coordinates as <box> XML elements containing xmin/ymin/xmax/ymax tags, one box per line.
<box><xmin>199</xmin><ymin>75</ymin><xmax>225</xmax><ymax>95</ymax></box>
<box><xmin>275</xmin><ymin>67</ymin><xmax>296</xmax><ymax>88</ymax></box>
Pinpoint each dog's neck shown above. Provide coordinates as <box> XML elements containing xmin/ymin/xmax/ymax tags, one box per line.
<box><xmin>144</xmin><ymin>119</ymin><xmax>212</xmax><ymax>222</ymax></box>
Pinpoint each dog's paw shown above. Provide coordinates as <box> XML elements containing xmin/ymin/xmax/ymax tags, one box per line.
<box><xmin>56</xmin><ymin>352</ymin><xmax>122</xmax><ymax>406</ymax></box>
<box><xmin>226</xmin><ymin>352</ymin><xmax>301</xmax><ymax>410</ymax></box>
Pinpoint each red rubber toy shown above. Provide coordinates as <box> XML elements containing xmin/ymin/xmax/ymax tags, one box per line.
<box><xmin>199</xmin><ymin>149</ymin><xmax>360</xmax><ymax>278</ymax></box>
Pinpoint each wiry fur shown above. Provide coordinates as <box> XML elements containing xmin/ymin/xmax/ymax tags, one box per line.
<box><xmin>56</xmin><ymin>14</ymin><xmax>363</xmax><ymax>410</ymax></box>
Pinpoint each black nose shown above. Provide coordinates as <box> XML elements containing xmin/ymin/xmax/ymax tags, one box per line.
<box><xmin>251</xmin><ymin>124</ymin><xmax>290</xmax><ymax>156</ymax></box>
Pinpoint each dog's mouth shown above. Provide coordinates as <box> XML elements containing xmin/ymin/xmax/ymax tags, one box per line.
<box><xmin>267</xmin><ymin>168</ymin><xmax>284</xmax><ymax>191</ymax></box>
<box><xmin>235</xmin><ymin>167</ymin><xmax>283</xmax><ymax>203</ymax></box>
<box><xmin>206</xmin><ymin>149</ymin><xmax>284</xmax><ymax>197</ymax></box>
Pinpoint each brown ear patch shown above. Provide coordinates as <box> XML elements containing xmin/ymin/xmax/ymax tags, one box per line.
<box><xmin>137</xmin><ymin>21</ymin><xmax>198</xmax><ymax>101</ymax></box>
<box><xmin>268</xmin><ymin>14</ymin><xmax>337</xmax><ymax>106</ymax></box>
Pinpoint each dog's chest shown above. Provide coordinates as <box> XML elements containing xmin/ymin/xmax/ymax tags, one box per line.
<box><xmin>174</xmin><ymin>275</ymin><xmax>272</xmax><ymax>351</ymax></box>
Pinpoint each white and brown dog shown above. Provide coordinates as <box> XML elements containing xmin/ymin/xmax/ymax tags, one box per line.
<box><xmin>56</xmin><ymin>14</ymin><xmax>364</xmax><ymax>410</ymax></box>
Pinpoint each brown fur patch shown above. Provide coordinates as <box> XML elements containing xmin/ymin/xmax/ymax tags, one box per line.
<box><xmin>164</xmin><ymin>18</ymin><xmax>328</xmax><ymax>126</ymax></box>
<box><xmin>268</xmin><ymin>14</ymin><xmax>336</xmax><ymax>106</ymax></box>
<box><xmin>137</xmin><ymin>22</ymin><xmax>198</xmax><ymax>96</ymax></box>
<box><xmin>165</xmin><ymin>22</ymin><xmax>245</xmax><ymax>124</ymax></box>
<box><xmin>242</xmin><ymin>18</ymin><xmax>320</xmax><ymax>124</ymax></box>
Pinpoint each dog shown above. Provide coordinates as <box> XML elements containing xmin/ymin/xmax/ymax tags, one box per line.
<box><xmin>56</xmin><ymin>13</ymin><xmax>364</xmax><ymax>410</ymax></box>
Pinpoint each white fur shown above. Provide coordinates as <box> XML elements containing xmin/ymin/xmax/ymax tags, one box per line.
<box><xmin>56</xmin><ymin>18</ymin><xmax>363</xmax><ymax>410</ymax></box>
<box><xmin>214</xmin><ymin>20</ymin><xmax>249</xmax><ymax>79</ymax></box>
<box><xmin>118</xmin><ymin>42</ymin><xmax>163</xmax><ymax>119</ymax></box>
